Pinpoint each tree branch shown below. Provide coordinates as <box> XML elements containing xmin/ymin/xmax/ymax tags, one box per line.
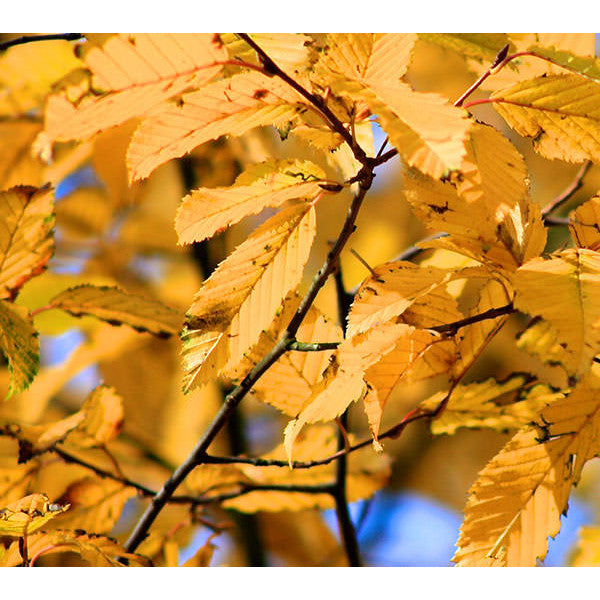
<box><xmin>0</xmin><ymin>33</ymin><xmax>84</xmax><ymax>51</ymax></box>
<box><xmin>235</xmin><ymin>33</ymin><xmax>369</xmax><ymax>165</ymax></box>
<box><xmin>541</xmin><ymin>161</ymin><xmax>592</xmax><ymax>217</ymax></box>
<box><xmin>124</xmin><ymin>151</ymin><xmax>374</xmax><ymax>556</ymax></box>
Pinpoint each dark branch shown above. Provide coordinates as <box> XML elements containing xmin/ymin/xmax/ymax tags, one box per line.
<box><xmin>235</xmin><ymin>33</ymin><xmax>369</xmax><ymax>165</ymax></box>
<box><xmin>541</xmin><ymin>161</ymin><xmax>592</xmax><ymax>217</ymax></box>
<box><xmin>0</xmin><ymin>33</ymin><xmax>84</xmax><ymax>52</ymax></box>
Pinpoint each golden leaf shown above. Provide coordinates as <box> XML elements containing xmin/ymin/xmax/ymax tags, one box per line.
<box><xmin>0</xmin><ymin>301</ymin><xmax>39</xmax><ymax>397</ymax></box>
<box><xmin>0</xmin><ymin>120</ymin><xmax>45</xmax><ymax>190</ymax></box>
<box><xmin>37</xmin><ymin>34</ymin><xmax>228</xmax><ymax>154</ymax></box>
<box><xmin>51</xmin><ymin>478</ymin><xmax>136</xmax><ymax>534</ymax></box>
<box><xmin>175</xmin><ymin>159</ymin><xmax>330</xmax><ymax>244</ymax></box>
<box><xmin>347</xmin><ymin>260</ymin><xmax>454</xmax><ymax>338</ymax></box>
<box><xmin>316</xmin><ymin>33</ymin><xmax>417</xmax><ymax>85</ymax></box>
<box><xmin>65</xmin><ymin>384</ymin><xmax>124</xmax><ymax>448</ymax></box>
<box><xmin>0</xmin><ymin>530</ymin><xmax>149</xmax><ymax>566</ymax></box>
<box><xmin>421</xmin><ymin>376</ymin><xmax>559</xmax><ymax>435</ymax></box>
<box><xmin>126</xmin><ymin>71</ymin><xmax>304</xmax><ymax>181</ymax></box>
<box><xmin>47</xmin><ymin>284</ymin><xmax>182</xmax><ymax>338</ymax></box>
<box><xmin>226</xmin><ymin>295</ymin><xmax>342</xmax><ymax>416</ymax></box>
<box><xmin>514</xmin><ymin>249</ymin><xmax>600</xmax><ymax>377</ymax></box>
<box><xmin>0</xmin><ymin>493</ymin><xmax>68</xmax><ymax>537</ymax></box>
<box><xmin>569</xmin><ymin>195</ymin><xmax>600</xmax><ymax>249</ymax></box>
<box><xmin>0</xmin><ymin>186</ymin><xmax>54</xmax><ymax>300</ymax></box>
<box><xmin>419</xmin><ymin>33</ymin><xmax>510</xmax><ymax>64</ymax></box>
<box><xmin>183</xmin><ymin>202</ymin><xmax>316</xmax><ymax>391</ymax></box>
<box><xmin>491</xmin><ymin>74</ymin><xmax>600</xmax><ymax>164</ymax></box>
<box><xmin>454</xmin><ymin>379</ymin><xmax>600</xmax><ymax>566</ymax></box>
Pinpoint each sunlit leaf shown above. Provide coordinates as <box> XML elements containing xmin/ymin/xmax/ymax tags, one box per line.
<box><xmin>0</xmin><ymin>186</ymin><xmax>54</xmax><ymax>300</ymax></box>
<box><xmin>47</xmin><ymin>284</ymin><xmax>182</xmax><ymax>338</ymax></box>
<box><xmin>0</xmin><ymin>493</ymin><xmax>68</xmax><ymax>536</ymax></box>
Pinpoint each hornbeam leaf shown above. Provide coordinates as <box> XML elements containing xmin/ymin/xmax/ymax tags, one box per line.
<box><xmin>347</xmin><ymin>261</ymin><xmax>453</xmax><ymax>338</ymax></box>
<box><xmin>175</xmin><ymin>159</ymin><xmax>330</xmax><ymax>244</ymax></box>
<box><xmin>226</xmin><ymin>295</ymin><xmax>342</xmax><ymax>416</ymax></box>
<box><xmin>127</xmin><ymin>71</ymin><xmax>305</xmax><ymax>181</ymax></box>
<box><xmin>529</xmin><ymin>45</ymin><xmax>600</xmax><ymax>84</ymax></box>
<box><xmin>421</xmin><ymin>376</ymin><xmax>558</xmax><ymax>435</ymax></box>
<box><xmin>316</xmin><ymin>33</ymin><xmax>417</xmax><ymax>84</ymax></box>
<box><xmin>569</xmin><ymin>195</ymin><xmax>600</xmax><ymax>249</ymax></box>
<box><xmin>0</xmin><ymin>300</ymin><xmax>39</xmax><ymax>396</ymax></box>
<box><xmin>0</xmin><ymin>530</ymin><xmax>149</xmax><ymax>566</ymax></box>
<box><xmin>47</xmin><ymin>284</ymin><xmax>182</xmax><ymax>338</ymax></box>
<box><xmin>0</xmin><ymin>385</ymin><xmax>124</xmax><ymax>460</ymax></box>
<box><xmin>52</xmin><ymin>478</ymin><xmax>136</xmax><ymax>534</ymax></box>
<box><xmin>183</xmin><ymin>202</ymin><xmax>316</xmax><ymax>391</ymax></box>
<box><xmin>491</xmin><ymin>74</ymin><xmax>600</xmax><ymax>164</ymax></box>
<box><xmin>36</xmin><ymin>34</ymin><xmax>228</xmax><ymax>154</ymax></box>
<box><xmin>0</xmin><ymin>494</ymin><xmax>69</xmax><ymax>537</ymax></box>
<box><xmin>361</xmin><ymin>83</ymin><xmax>470</xmax><ymax>179</ymax></box>
<box><xmin>0</xmin><ymin>186</ymin><xmax>55</xmax><ymax>300</ymax></box>
<box><xmin>454</xmin><ymin>379</ymin><xmax>600</xmax><ymax>566</ymax></box>
<box><xmin>514</xmin><ymin>249</ymin><xmax>600</xmax><ymax>377</ymax></box>
<box><xmin>419</xmin><ymin>33</ymin><xmax>510</xmax><ymax>64</ymax></box>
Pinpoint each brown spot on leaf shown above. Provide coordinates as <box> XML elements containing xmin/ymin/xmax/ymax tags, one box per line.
<box><xmin>253</xmin><ymin>89</ymin><xmax>269</xmax><ymax>100</ymax></box>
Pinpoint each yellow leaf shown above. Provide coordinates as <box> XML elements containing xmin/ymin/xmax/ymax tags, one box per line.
<box><xmin>0</xmin><ymin>40</ymin><xmax>82</xmax><ymax>114</ymax></box>
<box><xmin>0</xmin><ymin>301</ymin><xmax>39</xmax><ymax>397</ymax></box>
<box><xmin>361</xmin><ymin>83</ymin><xmax>470</xmax><ymax>178</ymax></box>
<box><xmin>0</xmin><ymin>186</ymin><xmax>55</xmax><ymax>300</ymax></box>
<box><xmin>419</xmin><ymin>34</ymin><xmax>510</xmax><ymax>64</ymax></box>
<box><xmin>51</xmin><ymin>478</ymin><xmax>135</xmax><ymax>534</ymax></box>
<box><xmin>0</xmin><ymin>530</ymin><xmax>149</xmax><ymax>566</ymax></box>
<box><xmin>36</xmin><ymin>34</ymin><xmax>228</xmax><ymax>155</ymax></box>
<box><xmin>571</xmin><ymin>526</ymin><xmax>600</xmax><ymax>566</ymax></box>
<box><xmin>126</xmin><ymin>71</ymin><xmax>304</xmax><ymax>181</ymax></box>
<box><xmin>47</xmin><ymin>284</ymin><xmax>182</xmax><ymax>338</ymax></box>
<box><xmin>516</xmin><ymin>318</ymin><xmax>567</xmax><ymax>367</ymax></box>
<box><xmin>65</xmin><ymin>385</ymin><xmax>124</xmax><ymax>448</ymax></box>
<box><xmin>0</xmin><ymin>120</ymin><xmax>45</xmax><ymax>190</ymax></box>
<box><xmin>0</xmin><ymin>493</ymin><xmax>68</xmax><ymax>536</ymax></box>
<box><xmin>421</xmin><ymin>376</ymin><xmax>559</xmax><ymax>435</ymax></box>
<box><xmin>183</xmin><ymin>535</ymin><xmax>217</xmax><ymax>566</ymax></box>
<box><xmin>529</xmin><ymin>45</ymin><xmax>600</xmax><ymax>84</ymax></box>
<box><xmin>514</xmin><ymin>249</ymin><xmax>600</xmax><ymax>377</ymax></box>
<box><xmin>491</xmin><ymin>74</ymin><xmax>600</xmax><ymax>164</ymax></box>
<box><xmin>226</xmin><ymin>295</ymin><xmax>342</xmax><ymax>416</ymax></box>
<box><xmin>454</xmin><ymin>379</ymin><xmax>600</xmax><ymax>566</ymax></box>
<box><xmin>175</xmin><ymin>159</ymin><xmax>330</xmax><ymax>244</ymax></box>
<box><xmin>183</xmin><ymin>202</ymin><xmax>316</xmax><ymax>391</ymax></box>
<box><xmin>347</xmin><ymin>260</ymin><xmax>454</xmax><ymax>338</ymax></box>
<box><xmin>2</xmin><ymin>385</ymin><xmax>124</xmax><ymax>459</ymax></box>
<box><xmin>223</xmin><ymin>33</ymin><xmax>315</xmax><ymax>81</ymax></box>
<box><xmin>569</xmin><ymin>195</ymin><xmax>600</xmax><ymax>249</ymax></box>
<box><xmin>316</xmin><ymin>33</ymin><xmax>417</xmax><ymax>84</ymax></box>
<box><xmin>362</xmin><ymin>325</ymin><xmax>445</xmax><ymax>437</ymax></box>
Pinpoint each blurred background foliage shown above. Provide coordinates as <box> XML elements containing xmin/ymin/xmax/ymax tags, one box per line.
<box><xmin>0</xmin><ymin>32</ymin><xmax>599</xmax><ymax>566</ymax></box>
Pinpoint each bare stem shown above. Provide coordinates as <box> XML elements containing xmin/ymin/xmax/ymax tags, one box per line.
<box><xmin>541</xmin><ymin>161</ymin><xmax>591</xmax><ymax>217</ymax></box>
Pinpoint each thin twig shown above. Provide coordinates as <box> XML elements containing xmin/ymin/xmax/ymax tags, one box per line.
<box><xmin>236</xmin><ymin>33</ymin><xmax>368</xmax><ymax>165</ymax></box>
<box><xmin>124</xmin><ymin>169</ymin><xmax>374</xmax><ymax>554</ymax></box>
<box><xmin>288</xmin><ymin>341</ymin><xmax>340</xmax><ymax>352</ymax></box>
<box><xmin>454</xmin><ymin>43</ymin><xmax>510</xmax><ymax>107</ymax></box>
<box><xmin>541</xmin><ymin>161</ymin><xmax>592</xmax><ymax>216</ymax></box>
<box><xmin>0</xmin><ymin>33</ymin><xmax>84</xmax><ymax>51</ymax></box>
<box><xmin>331</xmin><ymin>257</ymin><xmax>362</xmax><ymax>566</ymax></box>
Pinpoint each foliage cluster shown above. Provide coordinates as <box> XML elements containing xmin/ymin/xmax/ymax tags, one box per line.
<box><xmin>1</xmin><ymin>32</ymin><xmax>600</xmax><ymax>566</ymax></box>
